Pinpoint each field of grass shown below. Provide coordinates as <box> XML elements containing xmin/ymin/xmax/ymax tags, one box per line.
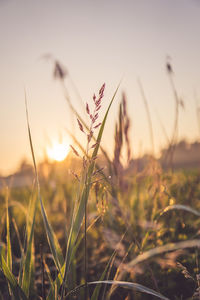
<box><xmin>1</xmin><ymin>66</ymin><xmax>200</xmax><ymax>300</ymax></box>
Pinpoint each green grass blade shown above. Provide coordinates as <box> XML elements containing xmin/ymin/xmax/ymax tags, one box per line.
<box><xmin>73</xmin><ymin>81</ymin><xmax>121</xmax><ymax>243</ymax></box>
<box><xmin>18</xmin><ymin>186</ymin><xmax>36</xmax><ymax>294</ymax></box>
<box><xmin>39</xmin><ymin>196</ymin><xmax>64</xmax><ymax>269</ymax></box>
<box><xmin>12</xmin><ymin>217</ymin><xmax>25</xmax><ymax>256</ymax></box>
<box><xmin>92</xmin><ymin>228</ymin><xmax>129</xmax><ymax>300</ymax></box>
<box><xmin>6</xmin><ymin>188</ymin><xmax>12</xmax><ymax>273</ymax></box>
<box><xmin>21</xmin><ymin>196</ymin><xmax>37</xmax><ymax>297</ymax></box>
<box><xmin>106</xmin><ymin>242</ymin><xmax>134</xmax><ymax>299</ymax></box>
<box><xmin>91</xmin><ymin>251</ymin><xmax>116</xmax><ymax>300</ymax></box>
<box><xmin>44</xmin><ymin>259</ymin><xmax>56</xmax><ymax>300</ymax></box>
<box><xmin>16</xmin><ymin>187</ymin><xmax>35</xmax><ymax>287</ymax></box>
<box><xmin>47</xmin><ymin>216</ymin><xmax>101</xmax><ymax>299</ymax></box>
<box><xmin>0</xmin><ymin>251</ymin><xmax>15</xmax><ymax>293</ymax></box>
<box><xmin>18</xmin><ymin>230</ymin><xmax>26</xmax><ymax>287</ymax></box>
<box><xmin>47</xmin><ymin>265</ymin><xmax>64</xmax><ymax>300</ymax></box>
<box><xmin>0</xmin><ymin>246</ymin><xmax>28</xmax><ymax>300</ymax></box>
<box><xmin>5</xmin><ymin>187</ymin><xmax>12</xmax><ymax>297</ymax></box>
<box><xmin>67</xmin><ymin>280</ymin><xmax>169</xmax><ymax>300</ymax></box>
<box><xmin>25</xmin><ymin>96</ymin><xmax>64</xmax><ymax>275</ymax></box>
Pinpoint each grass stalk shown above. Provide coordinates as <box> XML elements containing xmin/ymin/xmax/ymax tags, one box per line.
<box><xmin>138</xmin><ymin>79</ymin><xmax>155</xmax><ymax>156</ymax></box>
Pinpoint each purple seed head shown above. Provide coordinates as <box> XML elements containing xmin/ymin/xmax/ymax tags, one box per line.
<box><xmin>87</xmin><ymin>131</ymin><xmax>93</xmax><ymax>143</ymax></box>
<box><xmin>77</xmin><ymin>119</ymin><xmax>84</xmax><ymax>133</ymax></box>
<box><xmin>86</xmin><ymin>103</ymin><xmax>90</xmax><ymax>115</ymax></box>
<box><xmin>70</xmin><ymin>145</ymin><xmax>80</xmax><ymax>157</ymax></box>
<box><xmin>99</xmin><ymin>83</ymin><xmax>105</xmax><ymax>97</ymax></box>
<box><xmin>96</xmin><ymin>105</ymin><xmax>101</xmax><ymax>112</ymax></box>
<box><xmin>94</xmin><ymin>122</ymin><xmax>101</xmax><ymax>129</ymax></box>
<box><xmin>91</xmin><ymin>142</ymin><xmax>99</xmax><ymax>149</ymax></box>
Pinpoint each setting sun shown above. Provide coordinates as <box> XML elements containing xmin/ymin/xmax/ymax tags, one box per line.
<box><xmin>47</xmin><ymin>142</ymin><xmax>70</xmax><ymax>162</ymax></box>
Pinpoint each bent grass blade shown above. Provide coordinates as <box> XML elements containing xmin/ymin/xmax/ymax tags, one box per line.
<box><xmin>127</xmin><ymin>239</ymin><xmax>200</xmax><ymax>268</ymax></box>
<box><xmin>157</xmin><ymin>204</ymin><xmax>200</xmax><ymax>219</ymax></box>
<box><xmin>67</xmin><ymin>280</ymin><xmax>169</xmax><ymax>300</ymax></box>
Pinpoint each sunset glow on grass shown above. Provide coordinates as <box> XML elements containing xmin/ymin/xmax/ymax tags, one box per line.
<box><xmin>1</xmin><ymin>1</ymin><xmax>200</xmax><ymax>299</ymax></box>
<box><xmin>47</xmin><ymin>142</ymin><xmax>69</xmax><ymax>161</ymax></box>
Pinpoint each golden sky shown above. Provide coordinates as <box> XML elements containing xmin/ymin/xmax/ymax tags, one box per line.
<box><xmin>0</xmin><ymin>0</ymin><xmax>200</xmax><ymax>175</ymax></box>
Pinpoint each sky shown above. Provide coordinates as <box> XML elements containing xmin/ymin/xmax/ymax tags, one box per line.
<box><xmin>0</xmin><ymin>0</ymin><xmax>200</xmax><ymax>175</ymax></box>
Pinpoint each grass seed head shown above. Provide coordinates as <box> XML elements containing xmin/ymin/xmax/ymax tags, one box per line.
<box><xmin>77</xmin><ymin>118</ymin><xmax>85</xmax><ymax>133</ymax></box>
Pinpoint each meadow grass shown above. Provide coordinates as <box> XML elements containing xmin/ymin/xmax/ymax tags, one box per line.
<box><xmin>1</xmin><ymin>67</ymin><xmax>200</xmax><ymax>299</ymax></box>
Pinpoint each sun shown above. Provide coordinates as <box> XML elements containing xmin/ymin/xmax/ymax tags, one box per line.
<box><xmin>47</xmin><ymin>142</ymin><xmax>69</xmax><ymax>162</ymax></box>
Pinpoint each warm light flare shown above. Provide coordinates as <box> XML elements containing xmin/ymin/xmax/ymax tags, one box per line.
<box><xmin>47</xmin><ymin>142</ymin><xmax>69</xmax><ymax>162</ymax></box>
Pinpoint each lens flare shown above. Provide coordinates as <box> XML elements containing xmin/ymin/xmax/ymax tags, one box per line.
<box><xmin>47</xmin><ymin>142</ymin><xmax>69</xmax><ymax>162</ymax></box>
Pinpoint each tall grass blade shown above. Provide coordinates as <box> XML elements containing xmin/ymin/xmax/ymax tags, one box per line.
<box><xmin>91</xmin><ymin>251</ymin><xmax>116</xmax><ymax>300</ymax></box>
<box><xmin>47</xmin><ymin>267</ymin><xmax>64</xmax><ymax>300</ymax></box>
<box><xmin>47</xmin><ymin>217</ymin><xmax>101</xmax><ymax>299</ymax></box>
<box><xmin>12</xmin><ymin>195</ymin><xmax>30</xmax><ymax>287</ymax></box>
<box><xmin>138</xmin><ymin>79</ymin><xmax>155</xmax><ymax>155</ymax></box>
<box><xmin>18</xmin><ymin>228</ymin><xmax>27</xmax><ymax>287</ymax></box>
<box><xmin>21</xmin><ymin>195</ymin><xmax>37</xmax><ymax>297</ymax></box>
<box><xmin>39</xmin><ymin>196</ymin><xmax>64</xmax><ymax>269</ymax></box>
<box><xmin>25</xmin><ymin>95</ymin><xmax>64</xmax><ymax>276</ymax></box>
<box><xmin>5</xmin><ymin>188</ymin><xmax>12</xmax><ymax>274</ymax></box>
<box><xmin>61</xmin><ymin>83</ymin><xmax>121</xmax><ymax>298</ymax></box>
<box><xmin>44</xmin><ymin>259</ymin><xmax>56</xmax><ymax>300</ymax></box>
<box><xmin>107</xmin><ymin>242</ymin><xmax>134</xmax><ymax>299</ymax></box>
<box><xmin>47</xmin><ymin>215</ymin><xmax>101</xmax><ymax>299</ymax></box>
<box><xmin>12</xmin><ymin>217</ymin><xmax>23</xmax><ymax>257</ymax></box>
<box><xmin>5</xmin><ymin>187</ymin><xmax>12</xmax><ymax>297</ymax></box>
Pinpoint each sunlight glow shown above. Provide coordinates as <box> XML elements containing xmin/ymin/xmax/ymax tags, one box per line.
<box><xmin>47</xmin><ymin>142</ymin><xmax>69</xmax><ymax>162</ymax></box>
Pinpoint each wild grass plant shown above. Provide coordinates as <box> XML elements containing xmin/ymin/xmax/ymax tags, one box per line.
<box><xmin>1</xmin><ymin>62</ymin><xmax>200</xmax><ymax>299</ymax></box>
